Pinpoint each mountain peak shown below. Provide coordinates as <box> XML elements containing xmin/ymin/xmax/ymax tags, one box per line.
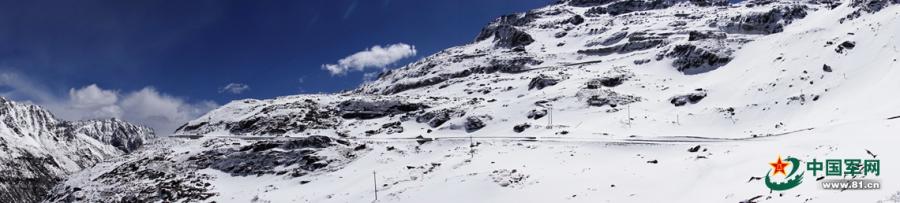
<box><xmin>0</xmin><ymin>96</ymin><xmax>155</xmax><ymax>202</ymax></box>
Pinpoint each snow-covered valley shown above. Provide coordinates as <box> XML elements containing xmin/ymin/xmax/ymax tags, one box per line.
<box><xmin>50</xmin><ymin>119</ymin><xmax>900</xmax><ymax>202</ymax></box>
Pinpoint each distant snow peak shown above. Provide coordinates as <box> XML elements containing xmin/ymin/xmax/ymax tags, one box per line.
<box><xmin>0</xmin><ymin>74</ymin><xmax>218</xmax><ymax>135</ymax></box>
<box><xmin>0</xmin><ymin>96</ymin><xmax>155</xmax><ymax>202</ymax></box>
<box><xmin>322</xmin><ymin>43</ymin><xmax>417</xmax><ymax>75</ymax></box>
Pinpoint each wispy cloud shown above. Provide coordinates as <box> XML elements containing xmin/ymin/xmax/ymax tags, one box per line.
<box><xmin>343</xmin><ymin>1</ymin><xmax>358</xmax><ymax>20</ymax></box>
<box><xmin>219</xmin><ymin>83</ymin><xmax>250</xmax><ymax>94</ymax></box>
<box><xmin>321</xmin><ymin>43</ymin><xmax>417</xmax><ymax>75</ymax></box>
<box><xmin>0</xmin><ymin>71</ymin><xmax>55</xmax><ymax>103</ymax></box>
<box><xmin>0</xmin><ymin>70</ymin><xmax>217</xmax><ymax>134</ymax></box>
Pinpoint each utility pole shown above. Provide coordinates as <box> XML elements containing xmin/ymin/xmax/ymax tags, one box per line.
<box><xmin>676</xmin><ymin>113</ymin><xmax>680</xmax><ymax>125</ymax></box>
<box><xmin>627</xmin><ymin>105</ymin><xmax>632</xmax><ymax>127</ymax></box>
<box><xmin>547</xmin><ymin>107</ymin><xmax>553</xmax><ymax>129</ymax></box>
<box><xmin>469</xmin><ymin>136</ymin><xmax>474</xmax><ymax>159</ymax></box>
<box><xmin>373</xmin><ymin>171</ymin><xmax>378</xmax><ymax>201</ymax></box>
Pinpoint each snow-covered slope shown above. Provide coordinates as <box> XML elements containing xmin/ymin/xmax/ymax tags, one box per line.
<box><xmin>54</xmin><ymin>0</ymin><xmax>900</xmax><ymax>202</ymax></box>
<box><xmin>175</xmin><ymin>0</ymin><xmax>899</xmax><ymax>141</ymax></box>
<box><xmin>0</xmin><ymin>97</ymin><xmax>155</xmax><ymax>203</ymax></box>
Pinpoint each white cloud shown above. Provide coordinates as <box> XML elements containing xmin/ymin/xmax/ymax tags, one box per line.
<box><xmin>69</xmin><ymin>84</ymin><xmax>119</xmax><ymax>108</ymax></box>
<box><xmin>0</xmin><ymin>71</ymin><xmax>217</xmax><ymax>135</ymax></box>
<box><xmin>322</xmin><ymin>43</ymin><xmax>417</xmax><ymax>75</ymax></box>
<box><xmin>219</xmin><ymin>83</ymin><xmax>250</xmax><ymax>94</ymax></box>
<box><xmin>67</xmin><ymin>85</ymin><xmax>123</xmax><ymax>119</ymax></box>
<box><xmin>119</xmin><ymin>87</ymin><xmax>219</xmax><ymax>134</ymax></box>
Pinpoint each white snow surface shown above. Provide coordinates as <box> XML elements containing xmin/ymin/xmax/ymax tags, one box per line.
<box><xmin>55</xmin><ymin>0</ymin><xmax>900</xmax><ymax>202</ymax></box>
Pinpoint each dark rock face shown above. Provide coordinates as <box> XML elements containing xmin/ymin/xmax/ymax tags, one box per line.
<box><xmin>670</xmin><ymin>89</ymin><xmax>708</xmax><ymax>106</ymax></box>
<box><xmin>464</xmin><ymin>116</ymin><xmax>490</xmax><ymax>132</ymax></box>
<box><xmin>51</xmin><ymin>155</ymin><xmax>216</xmax><ymax>203</ymax></box>
<box><xmin>223</xmin><ymin>100</ymin><xmax>341</xmax><ymax>136</ymax></box>
<box><xmin>372</xmin><ymin>121</ymin><xmax>404</xmax><ymax>135</ymax></box>
<box><xmin>841</xmin><ymin>0</ymin><xmax>898</xmax><ymax>22</ymax></box>
<box><xmin>382</xmin><ymin>76</ymin><xmax>448</xmax><ymax>95</ymax></box>
<box><xmin>850</xmin><ymin>0</ymin><xmax>900</xmax><ymax>12</ymax></box>
<box><xmin>555</xmin><ymin>31</ymin><xmax>568</xmax><ymax>38</ymax></box>
<box><xmin>0</xmin><ymin>154</ymin><xmax>65</xmax><ymax>203</ymax></box>
<box><xmin>586</xmin><ymin>75</ymin><xmax>628</xmax><ymax>89</ymax></box>
<box><xmin>578</xmin><ymin>39</ymin><xmax>667</xmax><ymax>56</ymax></box>
<box><xmin>823</xmin><ymin>64</ymin><xmax>833</xmax><ymax>72</ymax></box>
<box><xmin>527</xmin><ymin>109</ymin><xmax>548</xmax><ymax>120</ymax></box>
<box><xmin>528</xmin><ymin>75</ymin><xmax>561</xmax><ymax>90</ymax></box>
<box><xmin>605</xmin><ymin>0</ymin><xmax>672</xmax><ymax>15</ymax></box>
<box><xmin>416</xmin><ymin>109</ymin><xmax>466</xmax><ymax>128</ymax></box>
<box><xmin>583</xmin><ymin>0</ymin><xmax>664</xmax><ymax>16</ymax></box>
<box><xmin>627</xmin><ymin>32</ymin><xmax>669</xmax><ymax>42</ymax></box>
<box><xmin>835</xmin><ymin>41</ymin><xmax>856</xmax><ymax>53</ymax></box>
<box><xmin>379</xmin><ymin>57</ymin><xmax>541</xmax><ymax>95</ymax></box>
<box><xmin>634</xmin><ymin>59</ymin><xmax>652</xmax><ymax>65</ymax></box>
<box><xmin>566</xmin><ymin>15</ymin><xmax>585</xmax><ymax>25</ymax></box>
<box><xmin>474</xmin><ymin>12</ymin><xmax>541</xmax><ymax>48</ymax></box>
<box><xmin>490</xmin><ymin>13</ymin><xmax>539</xmax><ymax>28</ymax></box>
<box><xmin>583</xmin><ymin>89</ymin><xmax>642</xmax><ymax>107</ymax></box>
<box><xmin>197</xmin><ymin>136</ymin><xmax>340</xmax><ymax>176</ymax></box>
<box><xmin>665</xmin><ymin>44</ymin><xmax>732</xmax><ymax>74</ymax></box>
<box><xmin>583</xmin><ymin>0</ymin><xmax>727</xmax><ymax>16</ymax></box>
<box><xmin>479</xmin><ymin>57</ymin><xmax>543</xmax><ymax>74</ymax></box>
<box><xmin>566</xmin><ymin>0</ymin><xmax>619</xmax><ymax>7</ymax></box>
<box><xmin>478</xmin><ymin>25</ymin><xmax>535</xmax><ymax>48</ymax></box>
<box><xmin>720</xmin><ymin>6</ymin><xmax>808</xmax><ymax>34</ymax></box>
<box><xmin>688</xmin><ymin>0</ymin><xmax>729</xmax><ymax>6</ymax></box>
<box><xmin>513</xmin><ymin>123</ymin><xmax>532</xmax><ymax>133</ymax></box>
<box><xmin>338</xmin><ymin>99</ymin><xmax>428</xmax><ymax>119</ymax></box>
<box><xmin>585</xmin><ymin>6</ymin><xmax>608</xmax><ymax>16</ymax></box>
<box><xmin>688</xmin><ymin>31</ymin><xmax>727</xmax><ymax>41</ymax></box>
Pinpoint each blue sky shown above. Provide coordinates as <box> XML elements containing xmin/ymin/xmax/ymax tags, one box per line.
<box><xmin>0</xmin><ymin>0</ymin><xmax>551</xmax><ymax>133</ymax></box>
<box><xmin>1</xmin><ymin>0</ymin><xmax>551</xmax><ymax>101</ymax></box>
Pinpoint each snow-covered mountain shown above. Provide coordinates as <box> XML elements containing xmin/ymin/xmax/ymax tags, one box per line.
<box><xmin>50</xmin><ymin>0</ymin><xmax>900</xmax><ymax>202</ymax></box>
<box><xmin>171</xmin><ymin>0</ymin><xmax>899</xmax><ymax>140</ymax></box>
<box><xmin>0</xmin><ymin>97</ymin><xmax>155</xmax><ymax>203</ymax></box>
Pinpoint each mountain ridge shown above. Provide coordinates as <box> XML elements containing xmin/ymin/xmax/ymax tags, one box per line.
<box><xmin>176</xmin><ymin>0</ymin><xmax>900</xmax><ymax>140</ymax></box>
<box><xmin>0</xmin><ymin>96</ymin><xmax>155</xmax><ymax>203</ymax></box>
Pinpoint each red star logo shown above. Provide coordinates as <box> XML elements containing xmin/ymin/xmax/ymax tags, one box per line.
<box><xmin>770</xmin><ymin>155</ymin><xmax>790</xmax><ymax>176</ymax></box>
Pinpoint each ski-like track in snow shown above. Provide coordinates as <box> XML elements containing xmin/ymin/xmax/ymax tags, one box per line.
<box><xmin>167</xmin><ymin>126</ymin><xmax>816</xmax><ymax>145</ymax></box>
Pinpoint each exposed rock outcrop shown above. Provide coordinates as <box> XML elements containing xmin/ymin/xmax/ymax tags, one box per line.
<box><xmin>416</xmin><ymin>109</ymin><xmax>466</xmax><ymax>128</ymax></box>
<box><xmin>528</xmin><ymin>75</ymin><xmax>561</xmax><ymax>90</ymax></box>
<box><xmin>665</xmin><ymin>44</ymin><xmax>733</xmax><ymax>74</ymax></box>
<box><xmin>720</xmin><ymin>5</ymin><xmax>808</xmax><ymax>34</ymax></box>
<box><xmin>338</xmin><ymin>99</ymin><xmax>428</xmax><ymax>119</ymax></box>
<box><xmin>670</xmin><ymin>89</ymin><xmax>709</xmax><ymax>106</ymax></box>
<box><xmin>465</xmin><ymin>115</ymin><xmax>492</xmax><ymax>132</ymax></box>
